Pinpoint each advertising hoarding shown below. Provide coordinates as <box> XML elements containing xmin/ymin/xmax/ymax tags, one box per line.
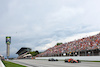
<box><xmin>6</xmin><ymin>36</ymin><xmax>11</xmax><ymax>44</ymax></box>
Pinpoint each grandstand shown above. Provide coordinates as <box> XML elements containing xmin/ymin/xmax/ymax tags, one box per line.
<box><xmin>36</xmin><ymin>33</ymin><xmax>100</xmax><ymax>57</ymax></box>
<box><xmin>16</xmin><ymin>47</ymin><xmax>32</xmax><ymax>59</ymax></box>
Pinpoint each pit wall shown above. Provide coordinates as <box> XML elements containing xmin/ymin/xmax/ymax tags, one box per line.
<box><xmin>36</xmin><ymin>56</ymin><xmax>100</xmax><ymax>61</ymax></box>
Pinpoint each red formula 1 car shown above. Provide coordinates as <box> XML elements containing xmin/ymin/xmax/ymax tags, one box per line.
<box><xmin>64</xmin><ymin>58</ymin><xmax>81</xmax><ymax>63</ymax></box>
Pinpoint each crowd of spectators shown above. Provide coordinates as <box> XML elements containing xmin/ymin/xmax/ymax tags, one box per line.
<box><xmin>36</xmin><ymin>33</ymin><xmax>100</xmax><ymax>57</ymax></box>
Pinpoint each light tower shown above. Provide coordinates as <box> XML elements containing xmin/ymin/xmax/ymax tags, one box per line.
<box><xmin>6</xmin><ymin>36</ymin><xmax>11</xmax><ymax>59</ymax></box>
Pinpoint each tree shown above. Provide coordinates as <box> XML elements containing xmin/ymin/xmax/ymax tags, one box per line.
<box><xmin>30</xmin><ymin>50</ymin><xmax>39</xmax><ymax>56</ymax></box>
<box><xmin>56</xmin><ymin>43</ymin><xmax>63</xmax><ymax>46</ymax></box>
<box><xmin>35</xmin><ymin>50</ymin><xmax>39</xmax><ymax>54</ymax></box>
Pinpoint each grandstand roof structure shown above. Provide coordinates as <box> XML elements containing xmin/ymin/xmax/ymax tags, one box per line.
<box><xmin>16</xmin><ymin>47</ymin><xmax>31</xmax><ymax>56</ymax></box>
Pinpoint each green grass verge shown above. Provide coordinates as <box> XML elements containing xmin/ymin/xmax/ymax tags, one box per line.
<box><xmin>2</xmin><ymin>61</ymin><xmax>26</xmax><ymax>67</ymax></box>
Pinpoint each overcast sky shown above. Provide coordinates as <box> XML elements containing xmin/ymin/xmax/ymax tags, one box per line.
<box><xmin>0</xmin><ymin>0</ymin><xmax>100</xmax><ymax>58</ymax></box>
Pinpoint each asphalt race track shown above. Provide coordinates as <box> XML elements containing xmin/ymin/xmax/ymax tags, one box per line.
<box><xmin>9</xmin><ymin>59</ymin><xmax>100</xmax><ymax>67</ymax></box>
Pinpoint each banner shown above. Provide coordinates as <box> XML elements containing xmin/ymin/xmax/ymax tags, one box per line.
<box><xmin>6</xmin><ymin>36</ymin><xmax>11</xmax><ymax>44</ymax></box>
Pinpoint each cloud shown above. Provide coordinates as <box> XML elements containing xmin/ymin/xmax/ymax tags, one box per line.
<box><xmin>46</xmin><ymin>6</ymin><xmax>84</xmax><ymax>23</ymax></box>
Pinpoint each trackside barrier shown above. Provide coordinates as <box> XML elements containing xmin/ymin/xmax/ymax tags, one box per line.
<box><xmin>35</xmin><ymin>56</ymin><xmax>100</xmax><ymax>61</ymax></box>
<box><xmin>0</xmin><ymin>60</ymin><xmax>5</xmax><ymax>67</ymax></box>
